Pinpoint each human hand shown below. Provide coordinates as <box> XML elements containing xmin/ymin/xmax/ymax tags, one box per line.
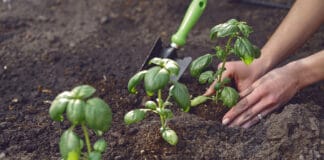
<box><xmin>222</xmin><ymin>63</ymin><xmax>301</xmax><ymax>128</ymax></box>
<box><xmin>204</xmin><ymin>60</ymin><xmax>264</xmax><ymax>96</ymax></box>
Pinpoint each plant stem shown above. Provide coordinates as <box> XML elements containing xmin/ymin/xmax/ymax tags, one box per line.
<box><xmin>215</xmin><ymin>36</ymin><xmax>234</xmax><ymax>102</ymax></box>
<box><xmin>81</xmin><ymin>123</ymin><xmax>92</xmax><ymax>154</ymax></box>
<box><xmin>158</xmin><ymin>89</ymin><xmax>166</xmax><ymax>130</ymax></box>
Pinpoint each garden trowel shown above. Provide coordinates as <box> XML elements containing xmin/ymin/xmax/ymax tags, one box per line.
<box><xmin>140</xmin><ymin>0</ymin><xmax>207</xmax><ymax>80</ymax></box>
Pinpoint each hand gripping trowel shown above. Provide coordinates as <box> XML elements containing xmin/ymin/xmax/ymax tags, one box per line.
<box><xmin>140</xmin><ymin>0</ymin><xmax>207</xmax><ymax>80</ymax></box>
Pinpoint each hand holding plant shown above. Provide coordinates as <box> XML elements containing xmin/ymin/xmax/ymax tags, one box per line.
<box><xmin>125</xmin><ymin>58</ymin><xmax>191</xmax><ymax>145</ymax></box>
<box><xmin>49</xmin><ymin>85</ymin><xmax>112</xmax><ymax>160</ymax></box>
<box><xmin>190</xmin><ymin>19</ymin><xmax>260</xmax><ymax>108</ymax></box>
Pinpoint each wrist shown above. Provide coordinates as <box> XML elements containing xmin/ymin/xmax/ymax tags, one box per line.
<box><xmin>284</xmin><ymin>60</ymin><xmax>319</xmax><ymax>90</ymax></box>
<box><xmin>249</xmin><ymin>50</ymin><xmax>274</xmax><ymax>79</ymax></box>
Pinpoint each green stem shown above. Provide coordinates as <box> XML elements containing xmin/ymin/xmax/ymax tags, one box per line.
<box><xmin>158</xmin><ymin>89</ymin><xmax>166</xmax><ymax>130</ymax></box>
<box><xmin>215</xmin><ymin>36</ymin><xmax>234</xmax><ymax>103</ymax></box>
<box><xmin>81</xmin><ymin>123</ymin><xmax>92</xmax><ymax>154</ymax></box>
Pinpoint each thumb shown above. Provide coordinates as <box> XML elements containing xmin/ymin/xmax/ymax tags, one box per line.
<box><xmin>203</xmin><ymin>63</ymin><xmax>233</xmax><ymax>96</ymax></box>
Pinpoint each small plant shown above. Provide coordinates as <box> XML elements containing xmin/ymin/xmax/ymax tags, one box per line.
<box><xmin>49</xmin><ymin>85</ymin><xmax>112</xmax><ymax>160</ymax></box>
<box><xmin>190</xmin><ymin>19</ymin><xmax>260</xmax><ymax>108</ymax></box>
<box><xmin>125</xmin><ymin>58</ymin><xmax>191</xmax><ymax>145</ymax></box>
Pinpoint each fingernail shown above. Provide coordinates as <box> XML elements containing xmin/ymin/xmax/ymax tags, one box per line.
<box><xmin>222</xmin><ymin>118</ymin><xmax>230</xmax><ymax>125</ymax></box>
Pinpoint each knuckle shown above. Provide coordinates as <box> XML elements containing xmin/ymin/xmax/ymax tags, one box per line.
<box><xmin>267</xmin><ymin>95</ymin><xmax>278</xmax><ymax>105</ymax></box>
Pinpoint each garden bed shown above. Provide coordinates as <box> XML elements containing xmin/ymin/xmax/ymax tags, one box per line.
<box><xmin>0</xmin><ymin>0</ymin><xmax>323</xmax><ymax>159</ymax></box>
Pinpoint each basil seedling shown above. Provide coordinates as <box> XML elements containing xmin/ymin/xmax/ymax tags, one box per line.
<box><xmin>190</xmin><ymin>19</ymin><xmax>260</xmax><ymax>108</ymax></box>
<box><xmin>125</xmin><ymin>58</ymin><xmax>190</xmax><ymax>145</ymax></box>
<box><xmin>49</xmin><ymin>85</ymin><xmax>112</xmax><ymax>160</ymax></box>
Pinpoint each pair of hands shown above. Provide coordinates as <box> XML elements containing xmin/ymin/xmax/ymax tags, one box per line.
<box><xmin>204</xmin><ymin>61</ymin><xmax>300</xmax><ymax>128</ymax></box>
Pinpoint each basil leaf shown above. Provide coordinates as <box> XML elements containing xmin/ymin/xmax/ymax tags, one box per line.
<box><xmin>220</xmin><ymin>87</ymin><xmax>239</xmax><ymax>108</ymax></box>
<box><xmin>149</xmin><ymin>57</ymin><xmax>164</xmax><ymax>66</ymax></box>
<box><xmin>93</xmin><ymin>139</ymin><xmax>107</xmax><ymax>153</ymax></box>
<box><xmin>67</xmin><ymin>151</ymin><xmax>79</xmax><ymax>160</ymax></box>
<box><xmin>210</xmin><ymin>19</ymin><xmax>239</xmax><ymax>39</ymax></box>
<box><xmin>88</xmin><ymin>151</ymin><xmax>102</xmax><ymax>160</ymax></box>
<box><xmin>162</xmin><ymin>129</ymin><xmax>178</xmax><ymax>146</ymax></box>
<box><xmin>144</xmin><ymin>66</ymin><xmax>170</xmax><ymax>94</ymax></box>
<box><xmin>190</xmin><ymin>54</ymin><xmax>213</xmax><ymax>78</ymax></box>
<box><xmin>127</xmin><ymin>70</ymin><xmax>147</xmax><ymax>94</ymax></box>
<box><xmin>215</xmin><ymin>46</ymin><xmax>226</xmax><ymax>60</ymax></box>
<box><xmin>237</xmin><ymin>22</ymin><xmax>253</xmax><ymax>37</ymax></box>
<box><xmin>59</xmin><ymin>130</ymin><xmax>83</xmax><ymax>160</ymax></box>
<box><xmin>190</xmin><ymin>95</ymin><xmax>209</xmax><ymax>107</ymax></box>
<box><xmin>234</xmin><ymin>37</ymin><xmax>260</xmax><ymax>65</ymax></box>
<box><xmin>145</xmin><ymin>101</ymin><xmax>157</xmax><ymax>110</ymax></box>
<box><xmin>198</xmin><ymin>71</ymin><xmax>214</xmax><ymax>84</ymax></box>
<box><xmin>163</xmin><ymin>59</ymin><xmax>180</xmax><ymax>76</ymax></box>
<box><xmin>222</xmin><ymin>77</ymin><xmax>231</xmax><ymax>85</ymax></box>
<box><xmin>71</xmin><ymin>85</ymin><xmax>96</xmax><ymax>99</ymax></box>
<box><xmin>66</xmin><ymin>99</ymin><xmax>86</xmax><ymax>125</ymax></box>
<box><xmin>85</xmin><ymin>98</ymin><xmax>112</xmax><ymax>132</ymax></box>
<box><xmin>124</xmin><ymin>109</ymin><xmax>146</xmax><ymax>125</ymax></box>
<box><xmin>170</xmin><ymin>82</ymin><xmax>190</xmax><ymax>112</ymax></box>
<box><xmin>56</xmin><ymin>91</ymin><xmax>73</xmax><ymax>99</ymax></box>
<box><xmin>49</xmin><ymin>98</ymin><xmax>69</xmax><ymax>121</ymax></box>
<box><xmin>156</xmin><ymin>108</ymin><xmax>173</xmax><ymax>119</ymax></box>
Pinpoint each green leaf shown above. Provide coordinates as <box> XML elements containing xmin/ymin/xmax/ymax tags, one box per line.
<box><xmin>215</xmin><ymin>46</ymin><xmax>226</xmax><ymax>60</ymax></box>
<box><xmin>220</xmin><ymin>87</ymin><xmax>239</xmax><ymax>108</ymax></box>
<box><xmin>124</xmin><ymin>109</ymin><xmax>146</xmax><ymax>125</ymax></box>
<box><xmin>59</xmin><ymin>130</ymin><xmax>83</xmax><ymax>160</ymax></box>
<box><xmin>237</xmin><ymin>22</ymin><xmax>253</xmax><ymax>37</ymax></box>
<box><xmin>215</xmin><ymin>67</ymin><xmax>226</xmax><ymax>77</ymax></box>
<box><xmin>145</xmin><ymin>101</ymin><xmax>157</xmax><ymax>110</ymax></box>
<box><xmin>190</xmin><ymin>54</ymin><xmax>213</xmax><ymax>78</ymax></box>
<box><xmin>49</xmin><ymin>98</ymin><xmax>69</xmax><ymax>121</ymax></box>
<box><xmin>71</xmin><ymin>85</ymin><xmax>96</xmax><ymax>99</ymax></box>
<box><xmin>170</xmin><ymin>82</ymin><xmax>190</xmax><ymax>112</ymax></box>
<box><xmin>93</xmin><ymin>139</ymin><xmax>107</xmax><ymax>153</ymax></box>
<box><xmin>163</xmin><ymin>59</ymin><xmax>180</xmax><ymax>76</ymax></box>
<box><xmin>156</xmin><ymin>108</ymin><xmax>173</xmax><ymax>119</ymax></box>
<box><xmin>144</xmin><ymin>66</ymin><xmax>170</xmax><ymax>94</ymax></box>
<box><xmin>210</xmin><ymin>19</ymin><xmax>239</xmax><ymax>39</ymax></box>
<box><xmin>88</xmin><ymin>151</ymin><xmax>102</xmax><ymax>160</ymax></box>
<box><xmin>85</xmin><ymin>98</ymin><xmax>112</xmax><ymax>132</ymax></box>
<box><xmin>190</xmin><ymin>96</ymin><xmax>209</xmax><ymax>107</ymax></box>
<box><xmin>234</xmin><ymin>37</ymin><xmax>260</xmax><ymax>65</ymax></box>
<box><xmin>67</xmin><ymin>151</ymin><xmax>79</xmax><ymax>160</ymax></box>
<box><xmin>56</xmin><ymin>91</ymin><xmax>73</xmax><ymax>99</ymax></box>
<box><xmin>162</xmin><ymin>129</ymin><xmax>178</xmax><ymax>146</ymax></box>
<box><xmin>66</xmin><ymin>99</ymin><xmax>86</xmax><ymax>125</ymax></box>
<box><xmin>149</xmin><ymin>57</ymin><xmax>164</xmax><ymax>66</ymax></box>
<box><xmin>127</xmin><ymin>70</ymin><xmax>147</xmax><ymax>94</ymax></box>
<box><xmin>222</xmin><ymin>77</ymin><xmax>231</xmax><ymax>85</ymax></box>
<box><xmin>198</xmin><ymin>71</ymin><xmax>214</xmax><ymax>84</ymax></box>
<box><xmin>214</xmin><ymin>82</ymin><xmax>222</xmax><ymax>91</ymax></box>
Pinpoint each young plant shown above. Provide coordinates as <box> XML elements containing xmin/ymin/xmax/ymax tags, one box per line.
<box><xmin>125</xmin><ymin>57</ymin><xmax>191</xmax><ymax>145</ymax></box>
<box><xmin>190</xmin><ymin>19</ymin><xmax>260</xmax><ymax>108</ymax></box>
<box><xmin>49</xmin><ymin>85</ymin><xmax>112</xmax><ymax>160</ymax></box>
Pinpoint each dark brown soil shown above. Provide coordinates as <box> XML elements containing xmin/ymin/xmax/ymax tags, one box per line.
<box><xmin>0</xmin><ymin>0</ymin><xmax>323</xmax><ymax>159</ymax></box>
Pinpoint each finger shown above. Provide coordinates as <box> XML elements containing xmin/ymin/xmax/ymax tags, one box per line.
<box><xmin>229</xmin><ymin>94</ymin><xmax>277</xmax><ymax>127</ymax></box>
<box><xmin>204</xmin><ymin>63</ymin><xmax>233</xmax><ymax>96</ymax></box>
<box><xmin>239</xmin><ymin>86</ymin><xmax>254</xmax><ymax>98</ymax></box>
<box><xmin>239</xmin><ymin>76</ymin><xmax>264</xmax><ymax>98</ymax></box>
<box><xmin>222</xmin><ymin>85</ymin><xmax>264</xmax><ymax>126</ymax></box>
<box><xmin>241</xmin><ymin>104</ymin><xmax>279</xmax><ymax>128</ymax></box>
<box><xmin>203</xmin><ymin>80</ymin><xmax>217</xmax><ymax>96</ymax></box>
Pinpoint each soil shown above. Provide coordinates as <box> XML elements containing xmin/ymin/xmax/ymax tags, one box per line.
<box><xmin>0</xmin><ymin>0</ymin><xmax>323</xmax><ymax>159</ymax></box>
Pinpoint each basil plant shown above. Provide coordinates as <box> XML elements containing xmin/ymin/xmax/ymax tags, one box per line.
<box><xmin>125</xmin><ymin>57</ymin><xmax>191</xmax><ymax>145</ymax></box>
<box><xmin>49</xmin><ymin>85</ymin><xmax>112</xmax><ymax>160</ymax></box>
<box><xmin>190</xmin><ymin>19</ymin><xmax>260</xmax><ymax>108</ymax></box>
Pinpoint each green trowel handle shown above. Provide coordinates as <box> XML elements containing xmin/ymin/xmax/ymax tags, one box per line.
<box><xmin>171</xmin><ymin>0</ymin><xmax>207</xmax><ymax>47</ymax></box>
